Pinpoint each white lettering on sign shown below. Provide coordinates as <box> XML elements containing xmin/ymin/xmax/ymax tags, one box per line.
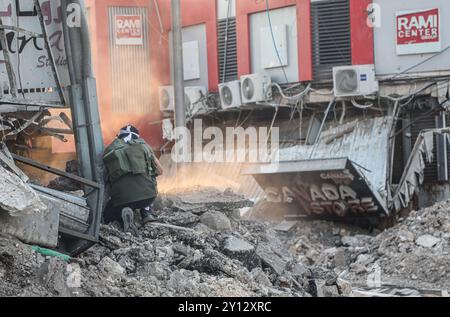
<box><xmin>396</xmin><ymin>8</ymin><xmax>441</xmax><ymax>55</ymax></box>
<box><xmin>265</xmin><ymin>182</ymin><xmax>379</xmax><ymax>217</ymax></box>
<box><xmin>115</xmin><ymin>15</ymin><xmax>143</xmax><ymax>46</ymax></box>
<box><xmin>0</xmin><ymin>0</ymin><xmax>73</xmax><ymax>101</ymax></box>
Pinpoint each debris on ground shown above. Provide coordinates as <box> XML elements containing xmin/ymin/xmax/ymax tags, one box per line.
<box><xmin>0</xmin><ymin>187</ymin><xmax>449</xmax><ymax>297</ymax></box>
<box><xmin>283</xmin><ymin>201</ymin><xmax>450</xmax><ymax>295</ymax></box>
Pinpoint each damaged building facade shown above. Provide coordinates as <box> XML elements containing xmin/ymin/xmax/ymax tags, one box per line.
<box><xmin>0</xmin><ymin>0</ymin><xmax>104</xmax><ymax>255</ymax></box>
<box><xmin>86</xmin><ymin>0</ymin><xmax>450</xmax><ymax>223</ymax></box>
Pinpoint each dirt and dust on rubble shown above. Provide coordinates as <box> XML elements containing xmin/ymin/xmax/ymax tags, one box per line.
<box><xmin>0</xmin><ymin>184</ymin><xmax>449</xmax><ymax>298</ymax></box>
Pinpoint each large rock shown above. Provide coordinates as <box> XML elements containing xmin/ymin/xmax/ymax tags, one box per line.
<box><xmin>256</xmin><ymin>243</ymin><xmax>288</xmax><ymax>275</ymax></box>
<box><xmin>221</xmin><ymin>236</ymin><xmax>259</xmax><ymax>270</ymax></box>
<box><xmin>200</xmin><ymin>211</ymin><xmax>232</xmax><ymax>231</ymax></box>
<box><xmin>341</xmin><ymin>235</ymin><xmax>371</xmax><ymax>248</ymax></box>
<box><xmin>334</xmin><ymin>248</ymin><xmax>352</xmax><ymax>268</ymax></box>
<box><xmin>223</xmin><ymin>236</ymin><xmax>254</xmax><ymax>253</ymax></box>
<box><xmin>97</xmin><ymin>257</ymin><xmax>125</xmax><ymax>278</ymax></box>
<box><xmin>415</xmin><ymin>235</ymin><xmax>441</xmax><ymax>248</ymax></box>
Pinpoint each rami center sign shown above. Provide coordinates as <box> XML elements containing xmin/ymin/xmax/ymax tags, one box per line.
<box><xmin>115</xmin><ymin>15</ymin><xmax>143</xmax><ymax>46</ymax></box>
<box><xmin>396</xmin><ymin>8</ymin><xmax>441</xmax><ymax>55</ymax></box>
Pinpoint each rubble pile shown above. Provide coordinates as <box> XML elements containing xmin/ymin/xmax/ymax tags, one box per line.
<box><xmin>341</xmin><ymin>201</ymin><xmax>450</xmax><ymax>292</ymax></box>
<box><xmin>0</xmin><ymin>188</ymin><xmax>314</xmax><ymax>297</ymax></box>
<box><xmin>0</xmin><ymin>187</ymin><xmax>449</xmax><ymax>297</ymax></box>
<box><xmin>284</xmin><ymin>202</ymin><xmax>450</xmax><ymax>295</ymax></box>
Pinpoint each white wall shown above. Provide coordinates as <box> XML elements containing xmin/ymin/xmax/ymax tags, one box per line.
<box><xmin>217</xmin><ymin>0</ymin><xmax>236</xmax><ymax>20</ymax></box>
<box><xmin>249</xmin><ymin>6</ymin><xmax>299</xmax><ymax>83</ymax></box>
<box><xmin>374</xmin><ymin>0</ymin><xmax>450</xmax><ymax>77</ymax></box>
<box><xmin>169</xmin><ymin>23</ymin><xmax>209</xmax><ymax>89</ymax></box>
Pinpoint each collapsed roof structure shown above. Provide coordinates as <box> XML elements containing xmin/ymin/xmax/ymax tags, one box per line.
<box><xmin>0</xmin><ymin>0</ymin><xmax>104</xmax><ymax>255</ymax></box>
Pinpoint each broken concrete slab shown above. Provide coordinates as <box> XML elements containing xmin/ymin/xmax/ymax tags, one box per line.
<box><xmin>274</xmin><ymin>220</ymin><xmax>299</xmax><ymax>233</ymax></box>
<box><xmin>200</xmin><ymin>211</ymin><xmax>232</xmax><ymax>231</ymax></box>
<box><xmin>416</xmin><ymin>235</ymin><xmax>441</xmax><ymax>248</ymax></box>
<box><xmin>397</xmin><ymin>230</ymin><xmax>415</xmax><ymax>242</ymax></box>
<box><xmin>0</xmin><ymin>206</ymin><xmax>59</xmax><ymax>248</ymax></box>
<box><xmin>0</xmin><ymin>148</ymin><xmax>29</xmax><ymax>183</ymax></box>
<box><xmin>223</xmin><ymin>236</ymin><xmax>254</xmax><ymax>254</ymax></box>
<box><xmin>334</xmin><ymin>249</ymin><xmax>352</xmax><ymax>268</ymax></box>
<box><xmin>98</xmin><ymin>256</ymin><xmax>125</xmax><ymax>277</ymax></box>
<box><xmin>0</xmin><ymin>165</ymin><xmax>59</xmax><ymax>247</ymax></box>
<box><xmin>341</xmin><ymin>235</ymin><xmax>372</xmax><ymax>248</ymax></box>
<box><xmin>221</xmin><ymin>236</ymin><xmax>259</xmax><ymax>270</ymax></box>
<box><xmin>161</xmin><ymin>211</ymin><xmax>199</xmax><ymax>227</ymax></box>
<box><xmin>0</xmin><ymin>164</ymin><xmax>47</xmax><ymax>216</ymax></box>
<box><xmin>256</xmin><ymin>242</ymin><xmax>288</xmax><ymax>275</ymax></box>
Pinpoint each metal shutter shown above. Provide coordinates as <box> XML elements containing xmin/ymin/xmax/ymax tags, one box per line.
<box><xmin>218</xmin><ymin>17</ymin><xmax>238</xmax><ymax>83</ymax></box>
<box><xmin>311</xmin><ymin>0</ymin><xmax>352</xmax><ymax>81</ymax></box>
<box><xmin>108</xmin><ymin>7</ymin><xmax>151</xmax><ymax>113</ymax></box>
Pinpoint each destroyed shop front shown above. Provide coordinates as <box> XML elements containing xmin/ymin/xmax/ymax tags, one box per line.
<box><xmin>0</xmin><ymin>0</ymin><xmax>104</xmax><ymax>255</ymax></box>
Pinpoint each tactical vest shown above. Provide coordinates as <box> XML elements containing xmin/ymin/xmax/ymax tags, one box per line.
<box><xmin>103</xmin><ymin>138</ymin><xmax>155</xmax><ymax>183</ymax></box>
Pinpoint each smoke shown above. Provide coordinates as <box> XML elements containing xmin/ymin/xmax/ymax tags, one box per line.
<box><xmin>157</xmin><ymin>161</ymin><xmax>243</xmax><ymax>194</ymax></box>
<box><xmin>96</xmin><ymin>49</ymin><xmax>163</xmax><ymax>147</ymax></box>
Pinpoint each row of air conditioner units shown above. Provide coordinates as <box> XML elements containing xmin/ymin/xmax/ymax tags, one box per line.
<box><xmin>159</xmin><ymin>65</ymin><xmax>379</xmax><ymax>112</ymax></box>
<box><xmin>159</xmin><ymin>86</ymin><xmax>207</xmax><ymax>113</ymax></box>
<box><xmin>219</xmin><ymin>73</ymin><xmax>273</xmax><ymax>109</ymax></box>
<box><xmin>159</xmin><ymin>73</ymin><xmax>273</xmax><ymax>112</ymax></box>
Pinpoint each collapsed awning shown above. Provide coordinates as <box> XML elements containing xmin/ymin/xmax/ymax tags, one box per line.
<box><xmin>243</xmin><ymin>158</ymin><xmax>389</xmax><ymax>218</ymax></box>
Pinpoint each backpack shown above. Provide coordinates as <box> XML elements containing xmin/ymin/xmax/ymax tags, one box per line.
<box><xmin>103</xmin><ymin>138</ymin><xmax>155</xmax><ymax>183</ymax></box>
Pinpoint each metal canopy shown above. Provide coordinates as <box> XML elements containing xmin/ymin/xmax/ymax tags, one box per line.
<box><xmin>245</xmin><ymin>157</ymin><xmax>389</xmax><ymax>219</ymax></box>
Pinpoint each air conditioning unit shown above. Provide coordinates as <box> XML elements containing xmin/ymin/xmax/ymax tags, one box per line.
<box><xmin>240</xmin><ymin>73</ymin><xmax>272</xmax><ymax>104</ymax></box>
<box><xmin>185</xmin><ymin>86</ymin><xmax>207</xmax><ymax>116</ymax></box>
<box><xmin>333</xmin><ymin>65</ymin><xmax>379</xmax><ymax>98</ymax></box>
<box><xmin>219</xmin><ymin>80</ymin><xmax>242</xmax><ymax>109</ymax></box>
<box><xmin>159</xmin><ymin>86</ymin><xmax>175</xmax><ymax>112</ymax></box>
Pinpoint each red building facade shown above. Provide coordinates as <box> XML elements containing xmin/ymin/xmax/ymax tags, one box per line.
<box><xmin>86</xmin><ymin>0</ymin><xmax>374</xmax><ymax>148</ymax></box>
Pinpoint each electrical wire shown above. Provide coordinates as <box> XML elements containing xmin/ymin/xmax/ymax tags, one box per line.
<box><xmin>265</xmin><ymin>0</ymin><xmax>289</xmax><ymax>83</ymax></box>
<box><xmin>270</xmin><ymin>83</ymin><xmax>311</xmax><ymax>101</ymax></box>
<box><xmin>350</xmin><ymin>98</ymin><xmax>374</xmax><ymax>109</ymax></box>
<box><xmin>392</xmin><ymin>45</ymin><xmax>450</xmax><ymax>79</ymax></box>
<box><xmin>309</xmin><ymin>99</ymin><xmax>336</xmax><ymax>159</ymax></box>
<box><xmin>339</xmin><ymin>101</ymin><xmax>346</xmax><ymax>125</ymax></box>
<box><xmin>265</xmin><ymin>105</ymin><xmax>279</xmax><ymax>144</ymax></box>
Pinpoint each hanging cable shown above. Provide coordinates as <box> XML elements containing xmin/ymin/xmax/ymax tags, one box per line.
<box><xmin>351</xmin><ymin>98</ymin><xmax>374</xmax><ymax>109</ymax></box>
<box><xmin>392</xmin><ymin>45</ymin><xmax>450</xmax><ymax>79</ymax></box>
<box><xmin>309</xmin><ymin>99</ymin><xmax>336</xmax><ymax>159</ymax></box>
<box><xmin>339</xmin><ymin>101</ymin><xmax>346</xmax><ymax>125</ymax></box>
<box><xmin>270</xmin><ymin>83</ymin><xmax>311</xmax><ymax>101</ymax></box>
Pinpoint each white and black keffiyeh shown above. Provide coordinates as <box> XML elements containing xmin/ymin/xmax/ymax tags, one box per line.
<box><xmin>118</xmin><ymin>125</ymin><xmax>140</xmax><ymax>143</ymax></box>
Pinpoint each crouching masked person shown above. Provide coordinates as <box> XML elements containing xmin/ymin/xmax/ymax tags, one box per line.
<box><xmin>103</xmin><ymin>125</ymin><xmax>164</xmax><ymax>235</ymax></box>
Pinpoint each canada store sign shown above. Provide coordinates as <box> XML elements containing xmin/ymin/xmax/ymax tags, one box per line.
<box><xmin>396</xmin><ymin>8</ymin><xmax>441</xmax><ymax>55</ymax></box>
